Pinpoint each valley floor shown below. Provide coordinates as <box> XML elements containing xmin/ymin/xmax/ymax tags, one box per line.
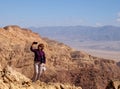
<box><xmin>63</xmin><ymin>40</ymin><xmax>120</xmax><ymax>62</ymax></box>
<box><xmin>77</xmin><ymin>48</ymin><xmax>120</xmax><ymax>62</ymax></box>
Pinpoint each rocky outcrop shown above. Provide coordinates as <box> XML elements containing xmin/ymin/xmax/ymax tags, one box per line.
<box><xmin>105</xmin><ymin>80</ymin><xmax>120</xmax><ymax>89</ymax></box>
<box><xmin>0</xmin><ymin>25</ymin><xmax>120</xmax><ymax>89</ymax></box>
<box><xmin>0</xmin><ymin>65</ymin><xmax>82</xmax><ymax>89</ymax></box>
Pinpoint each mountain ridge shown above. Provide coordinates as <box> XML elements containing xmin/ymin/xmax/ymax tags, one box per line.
<box><xmin>30</xmin><ymin>25</ymin><xmax>120</xmax><ymax>41</ymax></box>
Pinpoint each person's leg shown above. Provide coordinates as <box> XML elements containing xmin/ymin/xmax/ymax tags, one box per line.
<box><xmin>38</xmin><ymin>63</ymin><xmax>46</xmax><ymax>78</ymax></box>
<box><xmin>37</xmin><ymin>63</ymin><xmax>42</xmax><ymax>80</ymax></box>
<box><xmin>32</xmin><ymin>62</ymin><xmax>39</xmax><ymax>82</ymax></box>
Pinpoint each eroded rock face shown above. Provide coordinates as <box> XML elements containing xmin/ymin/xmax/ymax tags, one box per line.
<box><xmin>0</xmin><ymin>25</ymin><xmax>46</xmax><ymax>77</ymax></box>
<box><xmin>0</xmin><ymin>25</ymin><xmax>120</xmax><ymax>89</ymax></box>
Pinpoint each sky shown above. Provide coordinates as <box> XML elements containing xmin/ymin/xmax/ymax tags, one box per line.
<box><xmin>0</xmin><ymin>0</ymin><xmax>120</xmax><ymax>27</ymax></box>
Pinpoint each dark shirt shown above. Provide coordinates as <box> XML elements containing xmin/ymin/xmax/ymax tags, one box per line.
<box><xmin>30</xmin><ymin>46</ymin><xmax>46</xmax><ymax>63</ymax></box>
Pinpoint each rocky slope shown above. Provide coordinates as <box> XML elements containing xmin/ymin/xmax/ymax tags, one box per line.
<box><xmin>0</xmin><ymin>25</ymin><xmax>120</xmax><ymax>89</ymax></box>
<box><xmin>0</xmin><ymin>65</ymin><xmax>82</xmax><ymax>89</ymax></box>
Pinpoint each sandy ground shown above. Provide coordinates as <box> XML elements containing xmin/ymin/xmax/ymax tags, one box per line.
<box><xmin>63</xmin><ymin>41</ymin><xmax>120</xmax><ymax>62</ymax></box>
<box><xmin>77</xmin><ymin>48</ymin><xmax>120</xmax><ymax>62</ymax></box>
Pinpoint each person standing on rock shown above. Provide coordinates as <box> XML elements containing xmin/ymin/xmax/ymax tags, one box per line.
<box><xmin>30</xmin><ymin>42</ymin><xmax>46</xmax><ymax>82</ymax></box>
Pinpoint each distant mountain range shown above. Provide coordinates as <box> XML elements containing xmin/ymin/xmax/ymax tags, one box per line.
<box><xmin>30</xmin><ymin>25</ymin><xmax>120</xmax><ymax>52</ymax></box>
<box><xmin>30</xmin><ymin>25</ymin><xmax>120</xmax><ymax>42</ymax></box>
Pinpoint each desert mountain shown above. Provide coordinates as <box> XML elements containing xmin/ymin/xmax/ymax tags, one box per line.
<box><xmin>0</xmin><ymin>25</ymin><xmax>120</xmax><ymax>89</ymax></box>
<box><xmin>30</xmin><ymin>25</ymin><xmax>120</xmax><ymax>41</ymax></box>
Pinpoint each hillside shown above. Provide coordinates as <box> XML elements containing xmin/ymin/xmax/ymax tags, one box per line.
<box><xmin>0</xmin><ymin>25</ymin><xmax>120</xmax><ymax>89</ymax></box>
<box><xmin>0</xmin><ymin>65</ymin><xmax>82</xmax><ymax>89</ymax></box>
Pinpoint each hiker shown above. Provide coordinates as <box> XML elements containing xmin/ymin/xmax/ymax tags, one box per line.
<box><xmin>30</xmin><ymin>42</ymin><xmax>46</xmax><ymax>82</ymax></box>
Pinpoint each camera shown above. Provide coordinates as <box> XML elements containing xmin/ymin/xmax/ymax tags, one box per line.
<box><xmin>33</xmin><ymin>42</ymin><xmax>38</xmax><ymax>44</ymax></box>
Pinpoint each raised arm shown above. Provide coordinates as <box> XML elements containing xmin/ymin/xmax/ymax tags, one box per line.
<box><xmin>30</xmin><ymin>42</ymin><xmax>37</xmax><ymax>52</ymax></box>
